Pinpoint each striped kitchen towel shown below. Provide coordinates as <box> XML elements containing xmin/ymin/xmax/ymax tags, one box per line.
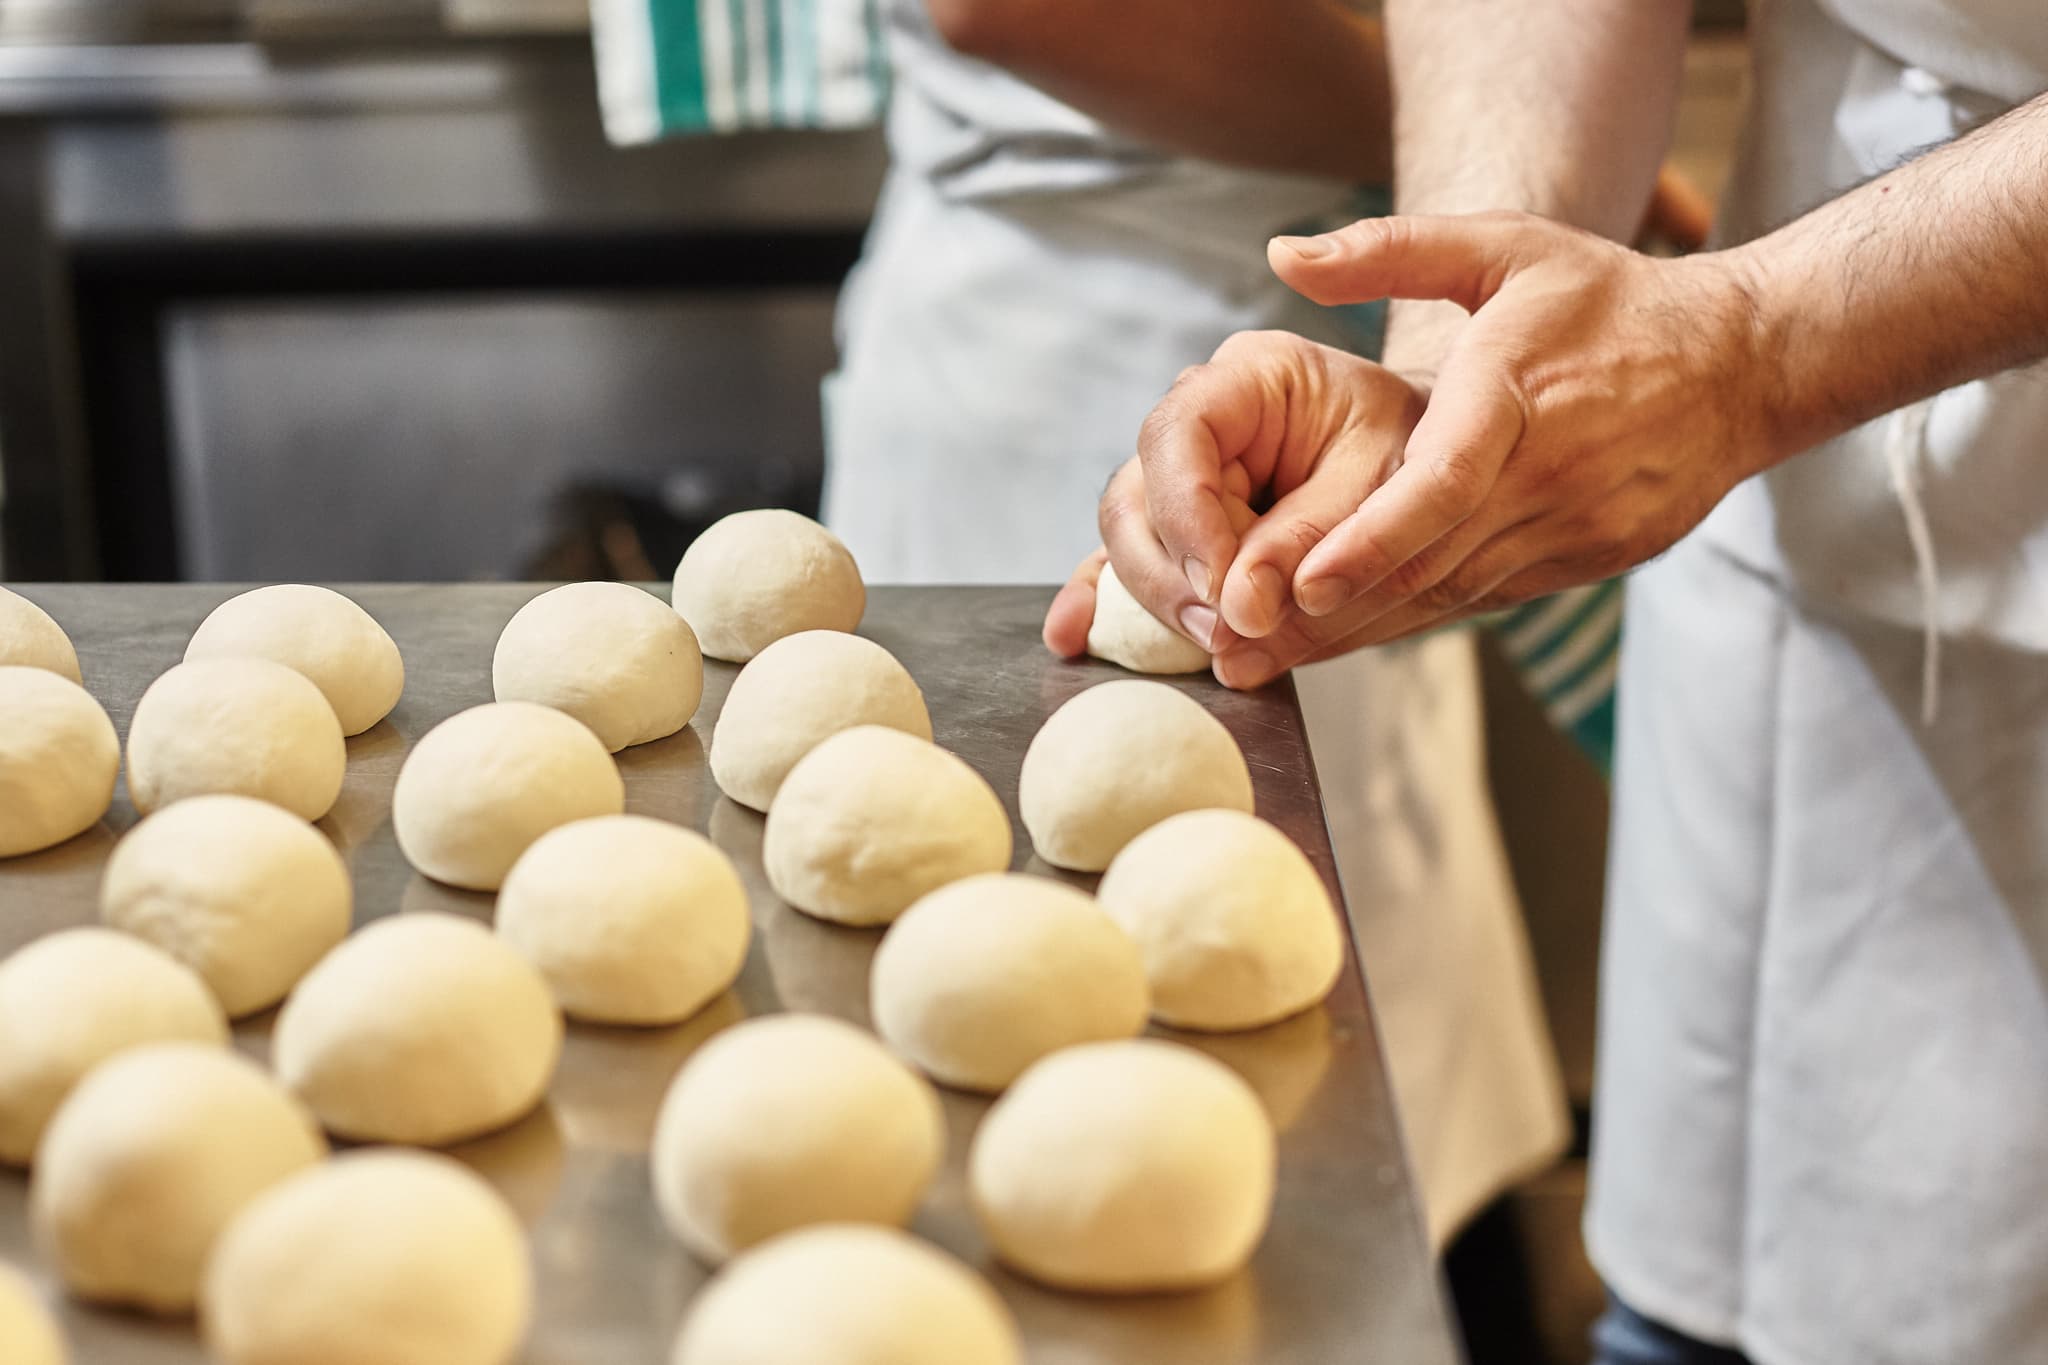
<box><xmin>590</xmin><ymin>0</ymin><xmax>890</xmax><ymax>144</ymax></box>
<box><xmin>1486</xmin><ymin>579</ymin><xmax>1622</xmax><ymax>775</ymax></box>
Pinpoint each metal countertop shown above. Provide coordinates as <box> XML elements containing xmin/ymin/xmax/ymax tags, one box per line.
<box><xmin>0</xmin><ymin>583</ymin><xmax>1461</xmax><ymax>1365</ymax></box>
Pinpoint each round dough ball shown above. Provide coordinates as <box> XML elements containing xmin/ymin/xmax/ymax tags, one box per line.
<box><xmin>184</xmin><ymin>585</ymin><xmax>404</xmax><ymax>737</ymax></box>
<box><xmin>673</xmin><ymin>1225</ymin><xmax>1020</xmax><ymax>1365</ymax></box>
<box><xmin>1098</xmin><ymin>809</ymin><xmax>1344</xmax><ymax>1031</ymax></box>
<box><xmin>652</xmin><ymin>1013</ymin><xmax>944</xmax><ymax>1263</ymax></box>
<box><xmin>0</xmin><ymin>928</ymin><xmax>228</xmax><ymax>1165</ymax></box>
<box><xmin>764</xmin><ymin>727</ymin><xmax>1010</xmax><ymax>926</ymax></box>
<box><xmin>274</xmin><ymin>913</ymin><xmax>562</xmax><ymax>1146</ymax></box>
<box><xmin>1018</xmin><ymin>679</ymin><xmax>1253</xmax><ymax>872</ymax></box>
<box><xmin>393</xmin><ymin>702</ymin><xmax>624</xmax><ymax>891</ymax></box>
<box><xmin>492</xmin><ymin>582</ymin><xmax>704</xmax><ymax>752</ymax></box>
<box><xmin>126</xmin><ymin>659</ymin><xmax>346</xmax><ymax>822</ymax></box>
<box><xmin>969</xmin><ymin>1038</ymin><xmax>1275</xmax><ymax>1293</ymax></box>
<box><xmin>497</xmin><ymin>815</ymin><xmax>749</xmax><ymax>1026</ymax></box>
<box><xmin>1087</xmin><ymin>563</ymin><xmax>1210</xmax><ymax>675</ymax></box>
<box><xmin>204</xmin><ymin>1150</ymin><xmax>530</xmax><ymax>1365</ymax></box>
<box><xmin>100</xmin><ymin>795</ymin><xmax>352</xmax><ymax>1018</ymax></box>
<box><xmin>709</xmin><ymin>632</ymin><xmax>931</xmax><ymax>813</ymax></box>
<box><xmin>0</xmin><ymin>587</ymin><xmax>81</xmax><ymax>684</ymax></box>
<box><xmin>672</xmin><ymin>508</ymin><xmax>865</xmax><ymax>663</ymax></box>
<box><xmin>0</xmin><ymin>667</ymin><xmax>117</xmax><ymax>859</ymax></box>
<box><xmin>871</xmin><ymin>873</ymin><xmax>1147</xmax><ymax>1092</ymax></box>
<box><xmin>0</xmin><ymin>1263</ymin><xmax>67</xmax><ymax>1365</ymax></box>
<box><xmin>31</xmin><ymin>1043</ymin><xmax>325</xmax><ymax>1313</ymax></box>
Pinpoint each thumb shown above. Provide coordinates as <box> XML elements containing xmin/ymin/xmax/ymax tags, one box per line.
<box><xmin>1267</xmin><ymin>213</ymin><xmax>1535</xmax><ymax>312</ymax></box>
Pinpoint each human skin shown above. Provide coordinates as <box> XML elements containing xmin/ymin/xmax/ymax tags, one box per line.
<box><xmin>1047</xmin><ymin>5</ymin><xmax>2048</xmax><ymax>688</ymax></box>
<box><xmin>925</xmin><ymin>0</ymin><xmax>1390</xmax><ymax>184</ymax></box>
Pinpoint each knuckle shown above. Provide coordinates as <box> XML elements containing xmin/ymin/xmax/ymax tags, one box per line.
<box><xmin>1135</xmin><ymin>401</ymin><xmax>1185</xmax><ymax>456</ymax></box>
<box><xmin>1423</xmin><ymin>450</ymin><xmax>1486</xmax><ymax>517</ymax></box>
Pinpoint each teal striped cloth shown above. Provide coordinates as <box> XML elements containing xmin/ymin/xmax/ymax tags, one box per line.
<box><xmin>591</xmin><ymin>0</ymin><xmax>890</xmax><ymax>143</ymax></box>
<box><xmin>588</xmin><ymin>0</ymin><xmax>1621</xmax><ymax>775</ymax></box>
<box><xmin>1488</xmin><ymin>581</ymin><xmax>1622</xmax><ymax>774</ymax></box>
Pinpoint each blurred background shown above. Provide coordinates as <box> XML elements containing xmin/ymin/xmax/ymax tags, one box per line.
<box><xmin>0</xmin><ymin>4</ymin><xmax>1749</xmax><ymax>1360</ymax></box>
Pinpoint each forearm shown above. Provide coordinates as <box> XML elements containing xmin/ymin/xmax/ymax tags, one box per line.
<box><xmin>1734</xmin><ymin>93</ymin><xmax>2048</xmax><ymax>467</ymax></box>
<box><xmin>925</xmin><ymin>0</ymin><xmax>1389</xmax><ymax>183</ymax></box>
<box><xmin>1381</xmin><ymin>0</ymin><xmax>1688</xmax><ymax>370</ymax></box>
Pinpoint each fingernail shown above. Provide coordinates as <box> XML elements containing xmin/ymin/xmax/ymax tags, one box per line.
<box><xmin>1183</xmin><ymin>555</ymin><xmax>1214</xmax><ymax>602</ymax></box>
<box><xmin>1248</xmin><ymin>564</ymin><xmax>1285</xmax><ymax>630</ymax></box>
<box><xmin>1178</xmin><ymin>603</ymin><xmax>1220</xmax><ymax>651</ymax></box>
<box><xmin>1217</xmin><ymin>648</ymin><xmax>1276</xmax><ymax>689</ymax></box>
<box><xmin>1272</xmin><ymin>234</ymin><xmax>1332</xmax><ymax>260</ymax></box>
<box><xmin>1298</xmin><ymin>577</ymin><xmax>1354</xmax><ymax>617</ymax></box>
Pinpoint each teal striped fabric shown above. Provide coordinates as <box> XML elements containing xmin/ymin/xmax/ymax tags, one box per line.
<box><xmin>1488</xmin><ymin>581</ymin><xmax>1623</xmax><ymax>776</ymax></box>
<box><xmin>590</xmin><ymin>2</ymin><xmax>1620</xmax><ymax>774</ymax></box>
<box><xmin>590</xmin><ymin>0</ymin><xmax>890</xmax><ymax>143</ymax></box>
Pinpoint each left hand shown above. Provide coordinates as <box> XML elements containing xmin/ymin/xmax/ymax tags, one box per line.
<box><xmin>1133</xmin><ymin>212</ymin><xmax>1786</xmax><ymax>686</ymax></box>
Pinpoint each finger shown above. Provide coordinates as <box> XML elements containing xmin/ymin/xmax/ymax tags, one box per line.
<box><xmin>1100</xmin><ymin>464</ymin><xmax>1242</xmax><ymax>655</ymax></box>
<box><xmin>1216</xmin><ymin>424</ymin><xmax>1393</xmax><ymax>640</ymax></box>
<box><xmin>1266</xmin><ymin>213</ymin><xmax>1544</xmax><ymax>311</ymax></box>
<box><xmin>1293</xmin><ymin>347</ymin><xmax>1524</xmax><ymax>617</ymax></box>
<box><xmin>1042</xmin><ymin>547</ymin><xmax>1108</xmax><ymax>658</ymax></box>
<box><xmin>1214</xmin><ymin>523</ymin><xmax>1539</xmax><ymax>688</ymax></box>
<box><xmin>1136</xmin><ymin>356</ymin><xmax>1286</xmax><ymax>604</ymax></box>
<box><xmin>1222</xmin><ymin>461</ymin><xmax>1254</xmax><ymax>505</ymax></box>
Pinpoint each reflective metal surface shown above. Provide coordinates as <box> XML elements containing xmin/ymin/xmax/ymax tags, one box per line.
<box><xmin>0</xmin><ymin>583</ymin><xmax>1460</xmax><ymax>1365</ymax></box>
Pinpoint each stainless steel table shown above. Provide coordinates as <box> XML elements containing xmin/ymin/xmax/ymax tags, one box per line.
<box><xmin>0</xmin><ymin>583</ymin><xmax>1462</xmax><ymax>1365</ymax></box>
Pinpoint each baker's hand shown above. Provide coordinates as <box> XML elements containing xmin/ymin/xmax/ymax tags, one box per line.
<box><xmin>1039</xmin><ymin>458</ymin><xmax>1265</xmax><ymax>661</ymax></box>
<box><xmin>1065</xmin><ymin>338</ymin><xmax>1426</xmax><ymax>680</ymax></box>
<box><xmin>1144</xmin><ymin>211</ymin><xmax>1780</xmax><ymax>687</ymax></box>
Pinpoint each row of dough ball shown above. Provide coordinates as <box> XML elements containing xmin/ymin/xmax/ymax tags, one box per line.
<box><xmin>662</xmin><ymin>1024</ymin><xmax>1272</xmax><ymax>1292</ymax></box>
<box><xmin>0</xmin><ymin>583</ymin><xmax>405</xmax><ymax>859</ymax></box>
<box><xmin>9</xmin><ymin>1020</ymin><xmax>528</xmax><ymax>1365</ymax></box>
<box><xmin>0</xmin><ymin>506</ymin><xmax>862</xmax><ymax>852</ymax></box>
<box><xmin>2</xmin><ymin>506</ymin><xmax>1202</xmax><ymax>866</ymax></box>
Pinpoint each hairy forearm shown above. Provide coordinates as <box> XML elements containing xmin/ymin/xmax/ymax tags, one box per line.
<box><xmin>925</xmin><ymin>0</ymin><xmax>1389</xmax><ymax>184</ymax></box>
<box><xmin>1733</xmin><ymin>93</ymin><xmax>2048</xmax><ymax>466</ymax></box>
<box><xmin>1381</xmin><ymin>0</ymin><xmax>1688</xmax><ymax>370</ymax></box>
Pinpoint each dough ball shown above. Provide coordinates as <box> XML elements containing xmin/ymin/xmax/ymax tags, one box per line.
<box><xmin>31</xmin><ymin>1043</ymin><xmax>325</xmax><ymax>1313</ymax></box>
<box><xmin>0</xmin><ymin>928</ymin><xmax>228</xmax><ymax>1165</ymax></box>
<box><xmin>671</xmin><ymin>508</ymin><xmax>865</xmax><ymax>663</ymax></box>
<box><xmin>1087</xmin><ymin>563</ymin><xmax>1210</xmax><ymax>675</ymax></box>
<box><xmin>0</xmin><ymin>667</ymin><xmax>117</xmax><ymax>859</ymax></box>
<box><xmin>203</xmin><ymin>1149</ymin><xmax>530</xmax><ymax>1365</ymax></box>
<box><xmin>497</xmin><ymin>815</ymin><xmax>749</xmax><ymax>1026</ymax></box>
<box><xmin>651</xmin><ymin>1013</ymin><xmax>943</xmax><ymax>1263</ymax></box>
<box><xmin>0</xmin><ymin>1263</ymin><xmax>67</xmax><ymax>1365</ymax></box>
<box><xmin>1018</xmin><ymin>679</ymin><xmax>1253</xmax><ymax>871</ymax></box>
<box><xmin>274</xmin><ymin>912</ymin><xmax>562</xmax><ymax>1146</ymax></box>
<box><xmin>709</xmin><ymin>632</ymin><xmax>931</xmax><ymax>813</ymax></box>
<box><xmin>492</xmin><ymin>582</ymin><xmax>704</xmax><ymax>752</ymax></box>
<box><xmin>184</xmin><ymin>585</ymin><xmax>404</xmax><ymax>736</ymax></box>
<box><xmin>871</xmin><ymin>873</ymin><xmax>1147</xmax><ymax>1092</ymax></box>
<box><xmin>0</xmin><ymin>587</ymin><xmax>81</xmax><ymax>684</ymax></box>
<box><xmin>969</xmin><ymin>1038</ymin><xmax>1275</xmax><ymax>1293</ymax></box>
<box><xmin>393</xmin><ymin>702</ymin><xmax>624</xmax><ymax>891</ymax></box>
<box><xmin>764</xmin><ymin>726</ymin><xmax>1011</xmax><ymax>926</ymax></box>
<box><xmin>673</xmin><ymin>1224</ymin><xmax>1020</xmax><ymax>1365</ymax></box>
<box><xmin>100</xmin><ymin>795</ymin><xmax>352</xmax><ymax>1018</ymax></box>
<box><xmin>126</xmin><ymin>659</ymin><xmax>346</xmax><ymax>822</ymax></box>
<box><xmin>1097</xmin><ymin>809</ymin><xmax>1344</xmax><ymax>1032</ymax></box>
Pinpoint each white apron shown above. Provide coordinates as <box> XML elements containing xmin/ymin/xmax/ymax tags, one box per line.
<box><xmin>828</xmin><ymin>1</ymin><xmax>1568</xmax><ymax>1249</ymax></box>
<box><xmin>1589</xmin><ymin>3</ymin><xmax>2048</xmax><ymax>1360</ymax></box>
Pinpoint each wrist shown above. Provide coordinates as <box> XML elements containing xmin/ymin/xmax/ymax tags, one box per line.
<box><xmin>1692</xmin><ymin>241</ymin><xmax>1809</xmax><ymax>475</ymax></box>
